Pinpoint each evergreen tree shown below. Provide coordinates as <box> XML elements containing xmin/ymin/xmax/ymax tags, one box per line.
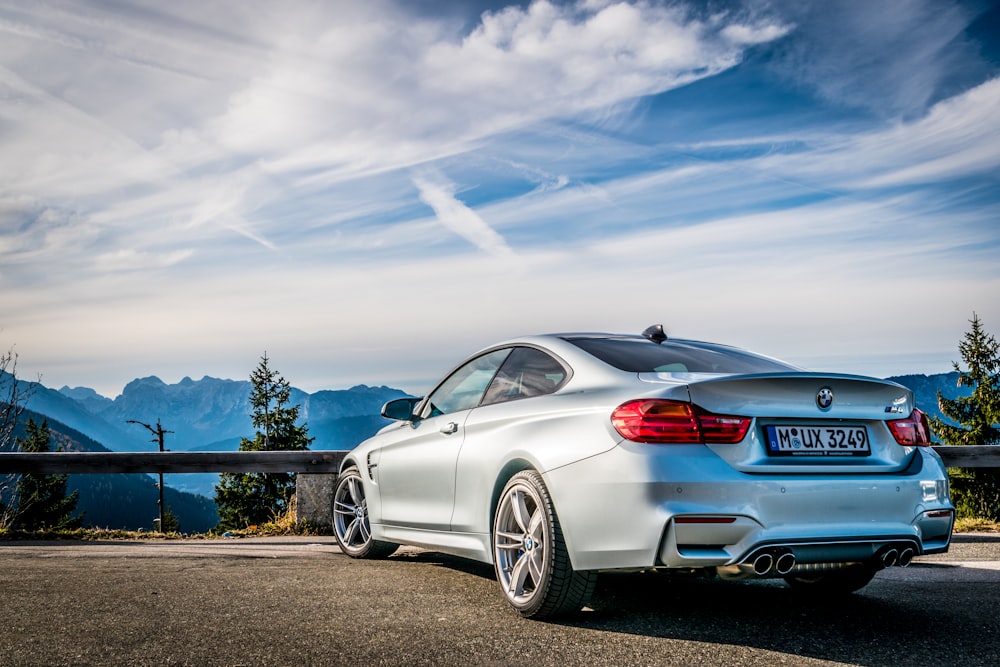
<box><xmin>929</xmin><ymin>313</ymin><xmax>1000</xmax><ymax>520</ymax></box>
<box><xmin>1</xmin><ymin>346</ymin><xmax>32</xmax><ymax>528</ymax></box>
<box><xmin>161</xmin><ymin>506</ymin><xmax>180</xmax><ymax>533</ymax></box>
<box><xmin>13</xmin><ymin>419</ymin><xmax>84</xmax><ymax>531</ymax></box>
<box><xmin>214</xmin><ymin>354</ymin><xmax>313</xmax><ymax>530</ymax></box>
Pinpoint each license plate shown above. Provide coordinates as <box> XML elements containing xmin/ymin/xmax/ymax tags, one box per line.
<box><xmin>765</xmin><ymin>425</ymin><xmax>870</xmax><ymax>457</ymax></box>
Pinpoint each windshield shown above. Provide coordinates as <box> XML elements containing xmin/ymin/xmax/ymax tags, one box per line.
<box><xmin>564</xmin><ymin>337</ymin><xmax>799</xmax><ymax>374</ymax></box>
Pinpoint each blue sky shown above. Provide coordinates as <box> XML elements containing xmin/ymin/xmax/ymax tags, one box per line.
<box><xmin>1</xmin><ymin>0</ymin><xmax>998</xmax><ymax>398</ymax></box>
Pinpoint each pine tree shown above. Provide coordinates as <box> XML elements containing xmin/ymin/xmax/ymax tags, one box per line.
<box><xmin>214</xmin><ymin>354</ymin><xmax>313</xmax><ymax>530</ymax></box>
<box><xmin>162</xmin><ymin>506</ymin><xmax>180</xmax><ymax>533</ymax></box>
<box><xmin>930</xmin><ymin>313</ymin><xmax>1000</xmax><ymax>446</ymax></box>
<box><xmin>13</xmin><ymin>419</ymin><xmax>84</xmax><ymax>531</ymax></box>
<box><xmin>929</xmin><ymin>313</ymin><xmax>1000</xmax><ymax>520</ymax></box>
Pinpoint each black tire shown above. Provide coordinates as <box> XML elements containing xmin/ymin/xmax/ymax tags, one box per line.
<box><xmin>492</xmin><ymin>470</ymin><xmax>597</xmax><ymax>619</ymax></box>
<box><xmin>332</xmin><ymin>467</ymin><xmax>398</xmax><ymax>559</ymax></box>
<box><xmin>783</xmin><ymin>564</ymin><xmax>878</xmax><ymax>594</ymax></box>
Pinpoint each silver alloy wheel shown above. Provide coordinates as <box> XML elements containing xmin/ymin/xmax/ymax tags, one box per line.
<box><xmin>332</xmin><ymin>467</ymin><xmax>399</xmax><ymax>559</ymax></box>
<box><xmin>333</xmin><ymin>469</ymin><xmax>371</xmax><ymax>555</ymax></box>
<box><xmin>492</xmin><ymin>470</ymin><xmax>597</xmax><ymax>618</ymax></box>
<box><xmin>494</xmin><ymin>479</ymin><xmax>549</xmax><ymax>606</ymax></box>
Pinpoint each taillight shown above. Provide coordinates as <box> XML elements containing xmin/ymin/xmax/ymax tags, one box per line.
<box><xmin>611</xmin><ymin>399</ymin><xmax>751</xmax><ymax>444</ymax></box>
<box><xmin>887</xmin><ymin>408</ymin><xmax>932</xmax><ymax>446</ymax></box>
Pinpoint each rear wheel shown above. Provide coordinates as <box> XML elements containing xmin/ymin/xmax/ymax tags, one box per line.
<box><xmin>332</xmin><ymin>467</ymin><xmax>397</xmax><ymax>559</ymax></box>
<box><xmin>492</xmin><ymin>470</ymin><xmax>597</xmax><ymax>619</ymax></box>
<box><xmin>783</xmin><ymin>564</ymin><xmax>878</xmax><ymax>594</ymax></box>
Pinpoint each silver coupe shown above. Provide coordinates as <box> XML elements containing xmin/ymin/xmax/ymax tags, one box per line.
<box><xmin>332</xmin><ymin>326</ymin><xmax>954</xmax><ymax>618</ymax></box>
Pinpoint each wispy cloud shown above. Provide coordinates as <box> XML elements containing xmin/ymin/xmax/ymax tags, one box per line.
<box><xmin>413</xmin><ymin>171</ymin><xmax>516</xmax><ymax>259</ymax></box>
<box><xmin>0</xmin><ymin>0</ymin><xmax>996</xmax><ymax>397</ymax></box>
<box><xmin>1</xmin><ymin>0</ymin><xmax>791</xmax><ymax>263</ymax></box>
<box><xmin>763</xmin><ymin>0</ymin><xmax>988</xmax><ymax>118</ymax></box>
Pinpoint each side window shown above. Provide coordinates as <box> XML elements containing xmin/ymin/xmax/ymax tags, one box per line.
<box><xmin>482</xmin><ymin>347</ymin><xmax>567</xmax><ymax>406</ymax></box>
<box><xmin>421</xmin><ymin>348</ymin><xmax>511</xmax><ymax>418</ymax></box>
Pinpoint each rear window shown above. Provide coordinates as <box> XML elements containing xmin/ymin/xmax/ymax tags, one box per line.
<box><xmin>564</xmin><ymin>337</ymin><xmax>798</xmax><ymax>374</ymax></box>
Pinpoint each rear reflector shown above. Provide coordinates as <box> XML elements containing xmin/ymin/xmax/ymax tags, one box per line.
<box><xmin>674</xmin><ymin>516</ymin><xmax>738</xmax><ymax>524</ymax></box>
<box><xmin>887</xmin><ymin>408</ymin><xmax>933</xmax><ymax>446</ymax></box>
<box><xmin>611</xmin><ymin>399</ymin><xmax>751</xmax><ymax>444</ymax></box>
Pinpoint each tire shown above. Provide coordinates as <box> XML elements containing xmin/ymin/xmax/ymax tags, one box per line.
<box><xmin>783</xmin><ymin>564</ymin><xmax>878</xmax><ymax>594</ymax></box>
<box><xmin>332</xmin><ymin>467</ymin><xmax>398</xmax><ymax>559</ymax></box>
<box><xmin>492</xmin><ymin>470</ymin><xmax>597</xmax><ymax>619</ymax></box>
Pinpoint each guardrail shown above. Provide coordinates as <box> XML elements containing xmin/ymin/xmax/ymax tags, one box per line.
<box><xmin>0</xmin><ymin>450</ymin><xmax>346</xmax><ymax>474</ymax></box>
<box><xmin>933</xmin><ymin>446</ymin><xmax>1000</xmax><ymax>468</ymax></box>
<box><xmin>0</xmin><ymin>447</ymin><xmax>997</xmax><ymax>474</ymax></box>
<box><xmin>0</xmin><ymin>448</ymin><xmax>995</xmax><ymax>528</ymax></box>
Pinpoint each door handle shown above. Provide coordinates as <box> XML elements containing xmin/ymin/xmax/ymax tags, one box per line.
<box><xmin>440</xmin><ymin>422</ymin><xmax>459</xmax><ymax>435</ymax></box>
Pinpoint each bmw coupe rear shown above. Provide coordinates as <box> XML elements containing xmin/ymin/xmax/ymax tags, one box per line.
<box><xmin>333</xmin><ymin>328</ymin><xmax>954</xmax><ymax>618</ymax></box>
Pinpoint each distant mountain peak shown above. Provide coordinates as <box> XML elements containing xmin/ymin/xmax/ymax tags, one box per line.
<box><xmin>123</xmin><ymin>375</ymin><xmax>166</xmax><ymax>390</ymax></box>
<box><xmin>58</xmin><ymin>385</ymin><xmax>107</xmax><ymax>400</ymax></box>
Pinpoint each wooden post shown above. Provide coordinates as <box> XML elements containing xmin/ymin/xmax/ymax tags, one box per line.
<box><xmin>127</xmin><ymin>419</ymin><xmax>173</xmax><ymax>532</ymax></box>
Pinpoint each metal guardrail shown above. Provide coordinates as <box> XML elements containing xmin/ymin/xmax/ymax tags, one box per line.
<box><xmin>0</xmin><ymin>450</ymin><xmax>346</xmax><ymax>474</ymax></box>
<box><xmin>932</xmin><ymin>446</ymin><xmax>1000</xmax><ymax>468</ymax></box>
<box><xmin>0</xmin><ymin>447</ymin><xmax>995</xmax><ymax>474</ymax></box>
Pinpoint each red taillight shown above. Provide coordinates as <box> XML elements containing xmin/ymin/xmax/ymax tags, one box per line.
<box><xmin>611</xmin><ymin>399</ymin><xmax>751</xmax><ymax>444</ymax></box>
<box><xmin>887</xmin><ymin>408</ymin><xmax>933</xmax><ymax>446</ymax></box>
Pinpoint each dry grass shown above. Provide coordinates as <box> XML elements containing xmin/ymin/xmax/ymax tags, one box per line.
<box><xmin>215</xmin><ymin>496</ymin><xmax>330</xmax><ymax>538</ymax></box>
<box><xmin>953</xmin><ymin>516</ymin><xmax>1000</xmax><ymax>533</ymax></box>
<box><xmin>0</xmin><ymin>498</ymin><xmax>329</xmax><ymax>540</ymax></box>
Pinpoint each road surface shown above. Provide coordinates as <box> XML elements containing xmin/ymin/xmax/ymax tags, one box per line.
<box><xmin>1</xmin><ymin>534</ymin><xmax>998</xmax><ymax>666</ymax></box>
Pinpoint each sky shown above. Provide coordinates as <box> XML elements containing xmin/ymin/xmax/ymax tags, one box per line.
<box><xmin>1</xmin><ymin>0</ymin><xmax>998</xmax><ymax>399</ymax></box>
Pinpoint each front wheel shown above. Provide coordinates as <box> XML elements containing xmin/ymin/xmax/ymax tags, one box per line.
<box><xmin>332</xmin><ymin>467</ymin><xmax>398</xmax><ymax>559</ymax></box>
<box><xmin>783</xmin><ymin>564</ymin><xmax>878</xmax><ymax>594</ymax></box>
<box><xmin>492</xmin><ymin>470</ymin><xmax>597</xmax><ymax>619</ymax></box>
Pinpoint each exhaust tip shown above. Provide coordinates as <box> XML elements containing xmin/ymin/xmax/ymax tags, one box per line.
<box><xmin>898</xmin><ymin>548</ymin><xmax>915</xmax><ymax>567</ymax></box>
<box><xmin>881</xmin><ymin>548</ymin><xmax>899</xmax><ymax>568</ymax></box>
<box><xmin>775</xmin><ymin>552</ymin><xmax>796</xmax><ymax>575</ymax></box>
<box><xmin>752</xmin><ymin>553</ymin><xmax>774</xmax><ymax>576</ymax></box>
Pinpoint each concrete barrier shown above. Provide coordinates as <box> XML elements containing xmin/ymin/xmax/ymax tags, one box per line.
<box><xmin>295</xmin><ymin>473</ymin><xmax>336</xmax><ymax>528</ymax></box>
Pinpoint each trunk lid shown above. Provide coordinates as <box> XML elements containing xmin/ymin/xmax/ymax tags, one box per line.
<box><xmin>640</xmin><ymin>372</ymin><xmax>917</xmax><ymax>473</ymax></box>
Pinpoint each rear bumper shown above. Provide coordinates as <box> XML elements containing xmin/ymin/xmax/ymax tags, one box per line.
<box><xmin>660</xmin><ymin>508</ymin><xmax>953</xmax><ymax>568</ymax></box>
<box><xmin>544</xmin><ymin>443</ymin><xmax>954</xmax><ymax>572</ymax></box>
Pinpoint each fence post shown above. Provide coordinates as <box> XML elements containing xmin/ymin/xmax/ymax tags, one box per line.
<box><xmin>295</xmin><ymin>473</ymin><xmax>336</xmax><ymax>528</ymax></box>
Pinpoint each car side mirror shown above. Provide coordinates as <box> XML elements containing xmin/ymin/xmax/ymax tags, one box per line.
<box><xmin>381</xmin><ymin>397</ymin><xmax>421</xmax><ymax>422</ymax></box>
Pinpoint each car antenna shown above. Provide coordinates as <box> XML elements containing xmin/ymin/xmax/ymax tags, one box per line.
<box><xmin>642</xmin><ymin>324</ymin><xmax>667</xmax><ymax>344</ymax></box>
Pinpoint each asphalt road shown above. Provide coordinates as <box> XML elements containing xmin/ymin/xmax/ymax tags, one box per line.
<box><xmin>1</xmin><ymin>535</ymin><xmax>998</xmax><ymax>667</ymax></box>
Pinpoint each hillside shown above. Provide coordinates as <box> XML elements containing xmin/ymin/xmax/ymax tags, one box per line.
<box><xmin>54</xmin><ymin>376</ymin><xmax>409</xmax><ymax>453</ymax></box>
<box><xmin>41</xmin><ymin>374</ymin><xmax>407</xmax><ymax>497</ymax></box>
<box><xmin>885</xmin><ymin>371</ymin><xmax>968</xmax><ymax>424</ymax></box>
<box><xmin>2</xmin><ymin>408</ymin><xmax>219</xmax><ymax>532</ymax></box>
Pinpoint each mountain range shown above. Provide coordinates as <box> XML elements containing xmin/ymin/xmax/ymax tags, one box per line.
<box><xmin>1</xmin><ymin>369</ymin><xmax>969</xmax><ymax>532</ymax></box>
<box><xmin>2</xmin><ymin>372</ymin><xmax>408</xmax><ymax>530</ymax></box>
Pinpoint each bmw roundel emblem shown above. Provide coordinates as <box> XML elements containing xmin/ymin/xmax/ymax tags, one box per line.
<box><xmin>816</xmin><ymin>387</ymin><xmax>834</xmax><ymax>410</ymax></box>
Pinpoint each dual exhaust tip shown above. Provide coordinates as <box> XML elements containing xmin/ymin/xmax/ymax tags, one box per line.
<box><xmin>750</xmin><ymin>550</ymin><xmax>796</xmax><ymax>576</ymax></box>
<box><xmin>880</xmin><ymin>546</ymin><xmax>915</xmax><ymax>568</ymax></box>
<box><xmin>745</xmin><ymin>544</ymin><xmax>915</xmax><ymax>577</ymax></box>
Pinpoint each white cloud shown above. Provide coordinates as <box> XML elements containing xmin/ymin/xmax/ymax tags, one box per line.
<box><xmin>765</xmin><ymin>0</ymin><xmax>985</xmax><ymax>117</ymax></box>
<box><xmin>0</xmin><ymin>0</ymin><xmax>995</xmax><ymax>399</ymax></box>
<box><xmin>0</xmin><ymin>0</ymin><xmax>790</xmax><ymax>266</ymax></box>
<box><xmin>740</xmin><ymin>76</ymin><xmax>1000</xmax><ymax>191</ymax></box>
<box><xmin>413</xmin><ymin>171</ymin><xmax>516</xmax><ymax>259</ymax></box>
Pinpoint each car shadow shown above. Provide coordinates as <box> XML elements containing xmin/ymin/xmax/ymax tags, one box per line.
<box><xmin>563</xmin><ymin>570</ymin><xmax>997</xmax><ymax>667</ymax></box>
<box><xmin>396</xmin><ymin>550</ymin><xmax>998</xmax><ymax>667</ymax></box>
<box><xmin>390</xmin><ymin>548</ymin><xmax>497</xmax><ymax>580</ymax></box>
